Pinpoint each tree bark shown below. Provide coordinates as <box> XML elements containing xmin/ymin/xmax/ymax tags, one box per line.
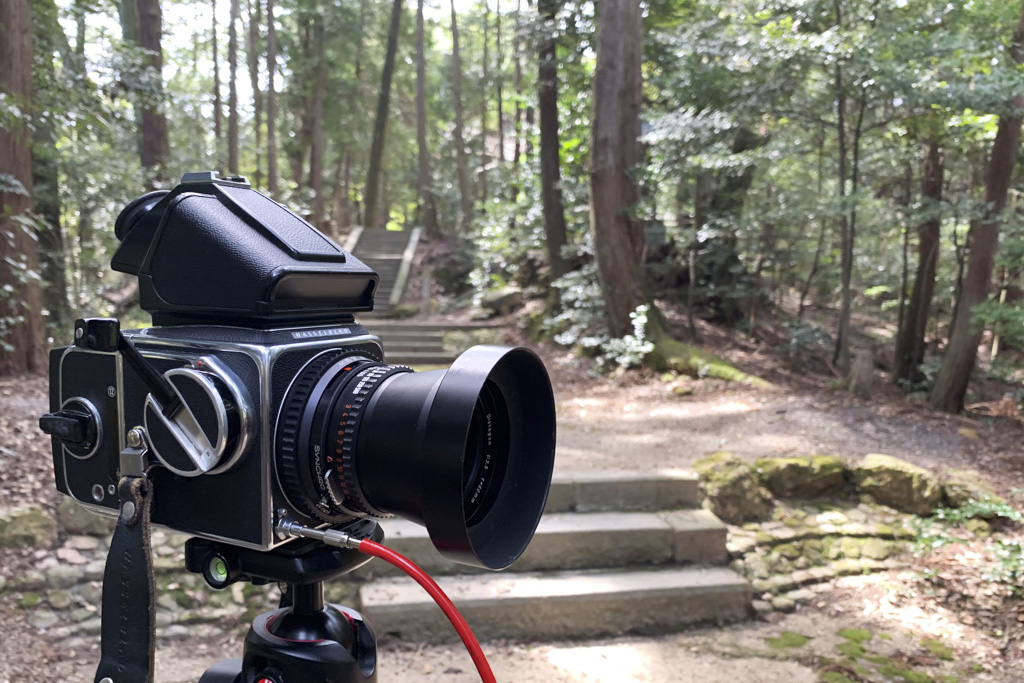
<box><xmin>309</xmin><ymin>15</ymin><xmax>325</xmax><ymax>229</ymax></box>
<box><xmin>450</xmin><ymin>0</ymin><xmax>473</xmax><ymax>232</ymax></box>
<box><xmin>538</xmin><ymin>0</ymin><xmax>568</xmax><ymax>279</ymax></box>
<box><xmin>265</xmin><ymin>0</ymin><xmax>277</xmax><ymax>195</ymax></box>
<box><xmin>0</xmin><ymin>0</ymin><xmax>46</xmax><ymax>375</ymax></box>
<box><xmin>364</xmin><ymin>0</ymin><xmax>404</xmax><ymax>230</ymax></box>
<box><xmin>416</xmin><ymin>0</ymin><xmax>439</xmax><ymax>236</ymax></box>
<box><xmin>893</xmin><ymin>140</ymin><xmax>943</xmax><ymax>384</ymax></box>
<box><xmin>228</xmin><ymin>0</ymin><xmax>240</xmax><ymax>173</ymax></box>
<box><xmin>137</xmin><ymin>0</ymin><xmax>169</xmax><ymax>187</ymax></box>
<box><xmin>589</xmin><ymin>0</ymin><xmax>646</xmax><ymax>337</ymax></box>
<box><xmin>929</xmin><ymin>2</ymin><xmax>1024</xmax><ymax>413</ymax></box>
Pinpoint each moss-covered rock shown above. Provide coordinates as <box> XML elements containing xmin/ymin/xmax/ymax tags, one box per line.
<box><xmin>56</xmin><ymin>497</ymin><xmax>114</xmax><ymax>537</ymax></box>
<box><xmin>647</xmin><ymin>338</ymin><xmax>771</xmax><ymax>388</ymax></box>
<box><xmin>693</xmin><ymin>451</ymin><xmax>774</xmax><ymax>524</ymax></box>
<box><xmin>0</xmin><ymin>505</ymin><xmax>58</xmax><ymax>549</ymax></box>
<box><xmin>755</xmin><ymin>455</ymin><xmax>848</xmax><ymax>499</ymax></box>
<box><xmin>942</xmin><ymin>469</ymin><xmax>1002</xmax><ymax>509</ymax></box>
<box><xmin>852</xmin><ymin>454</ymin><xmax>942</xmax><ymax>515</ymax></box>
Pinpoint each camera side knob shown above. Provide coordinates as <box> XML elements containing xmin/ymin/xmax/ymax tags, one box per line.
<box><xmin>40</xmin><ymin>398</ymin><xmax>101</xmax><ymax>460</ymax></box>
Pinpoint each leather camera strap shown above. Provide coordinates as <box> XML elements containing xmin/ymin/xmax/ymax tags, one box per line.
<box><xmin>94</xmin><ymin>476</ymin><xmax>156</xmax><ymax>683</ymax></box>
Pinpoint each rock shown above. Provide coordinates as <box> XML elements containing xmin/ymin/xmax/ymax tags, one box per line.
<box><xmin>12</xmin><ymin>570</ymin><xmax>46</xmax><ymax>591</ymax></box>
<box><xmin>965</xmin><ymin>518</ymin><xmax>992</xmax><ymax>537</ymax></box>
<box><xmin>480</xmin><ymin>286</ymin><xmax>524</xmax><ymax>316</ymax></box>
<box><xmin>28</xmin><ymin>610</ymin><xmax>59</xmax><ymax>630</ymax></box>
<box><xmin>0</xmin><ymin>505</ymin><xmax>58</xmax><ymax>548</ymax></box>
<box><xmin>70</xmin><ymin>608</ymin><xmax>94</xmax><ymax>623</ymax></box>
<box><xmin>771</xmin><ymin>595</ymin><xmax>796</xmax><ymax>612</ymax></box>
<box><xmin>852</xmin><ymin>454</ymin><xmax>942</xmax><ymax>515</ymax></box>
<box><xmin>64</xmin><ymin>535</ymin><xmax>100</xmax><ymax>551</ymax></box>
<box><xmin>387</xmin><ymin>304</ymin><xmax>420</xmax><ymax>320</ymax></box>
<box><xmin>693</xmin><ymin>452</ymin><xmax>774</xmax><ymax>525</ymax></box>
<box><xmin>56</xmin><ymin>547</ymin><xmax>89</xmax><ymax>565</ymax></box>
<box><xmin>752</xmin><ymin>599</ymin><xmax>773</xmax><ymax>616</ymax></box>
<box><xmin>840</xmin><ymin>537</ymin><xmax>862</xmax><ymax>559</ymax></box>
<box><xmin>787</xmin><ymin>588</ymin><xmax>815</xmax><ymax>604</ymax></box>
<box><xmin>46</xmin><ymin>564</ymin><xmax>83</xmax><ymax>589</ymax></box>
<box><xmin>756</xmin><ymin>455</ymin><xmax>848</xmax><ymax>500</ymax></box>
<box><xmin>47</xmin><ymin>589</ymin><xmax>74</xmax><ymax>610</ymax></box>
<box><xmin>943</xmin><ymin>469</ymin><xmax>1002</xmax><ymax>509</ymax></box>
<box><xmin>0</xmin><ymin>575</ymin><xmax>6</xmax><ymax>594</ymax></box>
<box><xmin>861</xmin><ymin>538</ymin><xmax>890</xmax><ymax>560</ymax></box>
<box><xmin>18</xmin><ymin>592</ymin><xmax>42</xmax><ymax>608</ymax></box>
<box><xmin>56</xmin><ymin>497</ymin><xmax>115</xmax><ymax>536</ymax></box>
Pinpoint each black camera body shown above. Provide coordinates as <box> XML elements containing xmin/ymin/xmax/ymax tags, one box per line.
<box><xmin>49</xmin><ymin>321</ymin><xmax>388</xmax><ymax>551</ymax></box>
<box><xmin>43</xmin><ymin>172</ymin><xmax>556</xmax><ymax>571</ymax></box>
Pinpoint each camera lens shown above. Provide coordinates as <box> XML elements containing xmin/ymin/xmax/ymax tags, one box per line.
<box><xmin>275</xmin><ymin>345</ymin><xmax>555</xmax><ymax>570</ymax></box>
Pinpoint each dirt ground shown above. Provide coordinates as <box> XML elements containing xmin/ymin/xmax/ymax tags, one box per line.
<box><xmin>4</xmin><ymin>327</ymin><xmax>1024</xmax><ymax>682</ymax></box>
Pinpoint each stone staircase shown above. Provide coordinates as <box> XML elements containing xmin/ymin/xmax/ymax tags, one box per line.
<box><xmin>364</xmin><ymin>320</ymin><xmax>503</xmax><ymax>367</ymax></box>
<box><xmin>347</xmin><ymin>227</ymin><xmax>419</xmax><ymax>317</ymax></box>
<box><xmin>357</xmin><ymin>470</ymin><xmax>752</xmax><ymax>642</ymax></box>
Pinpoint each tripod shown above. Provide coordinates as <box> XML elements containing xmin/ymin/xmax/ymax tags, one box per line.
<box><xmin>187</xmin><ymin>520</ymin><xmax>384</xmax><ymax>683</ymax></box>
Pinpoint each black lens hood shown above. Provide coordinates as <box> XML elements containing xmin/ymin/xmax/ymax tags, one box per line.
<box><xmin>358</xmin><ymin>345</ymin><xmax>556</xmax><ymax>570</ymax></box>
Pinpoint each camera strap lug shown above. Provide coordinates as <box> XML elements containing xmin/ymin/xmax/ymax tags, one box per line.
<box><xmin>94</xmin><ymin>476</ymin><xmax>156</xmax><ymax>683</ymax></box>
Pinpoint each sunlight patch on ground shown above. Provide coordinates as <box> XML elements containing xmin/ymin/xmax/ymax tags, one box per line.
<box><xmin>834</xmin><ymin>572</ymin><xmax>988</xmax><ymax>652</ymax></box>
<box><xmin>545</xmin><ymin>643</ymin><xmax>654</xmax><ymax>682</ymax></box>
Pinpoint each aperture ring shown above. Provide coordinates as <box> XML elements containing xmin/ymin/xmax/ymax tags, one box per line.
<box><xmin>330</xmin><ymin>364</ymin><xmax>413</xmax><ymax>518</ymax></box>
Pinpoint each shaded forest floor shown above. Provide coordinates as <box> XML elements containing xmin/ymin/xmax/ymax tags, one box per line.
<box><xmin>3</xmin><ymin>308</ymin><xmax>1024</xmax><ymax>681</ymax></box>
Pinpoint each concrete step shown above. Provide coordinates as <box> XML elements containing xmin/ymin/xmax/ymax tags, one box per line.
<box><xmin>545</xmin><ymin>469</ymin><xmax>700</xmax><ymax>512</ymax></box>
<box><xmin>358</xmin><ymin>509</ymin><xmax>727</xmax><ymax>578</ymax></box>
<box><xmin>359</xmin><ymin>566</ymin><xmax>751</xmax><ymax>642</ymax></box>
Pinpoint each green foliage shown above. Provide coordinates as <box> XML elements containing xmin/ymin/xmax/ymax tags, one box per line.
<box><xmin>913</xmin><ymin>500</ymin><xmax>1024</xmax><ymax>595</ymax></box>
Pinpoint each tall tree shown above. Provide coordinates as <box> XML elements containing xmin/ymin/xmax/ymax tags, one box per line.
<box><xmin>495</xmin><ymin>0</ymin><xmax>505</xmax><ymax>162</ymax></box>
<box><xmin>265</xmin><ymin>0</ymin><xmax>277</xmax><ymax>195</ymax></box>
<box><xmin>450</xmin><ymin>0</ymin><xmax>473</xmax><ymax>232</ymax></box>
<box><xmin>246</xmin><ymin>0</ymin><xmax>263</xmax><ymax>188</ymax></box>
<box><xmin>31</xmin><ymin>0</ymin><xmax>71</xmax><ymax>337</ymax></box>
<box><xmin>537</xmin><ymin>0</ymin><xmax>568</xmax><ymax>279</ymax></box>
<box><xmin>930</xmin><ymin>1</ymin><xmax>1024</xmax><ymax>413</ymax></box>
<box><xmin>480</xmin><ymin>1</ymin><xmax>490</xmax><ymax>202</ymax></box>
<box><xmin>416</xmin><ymin>0</ymin><xmax>439</xmax><ymax>235</ymax></box>
<box><xmin>590</xmin><ymin>0</ymin><xmax>646</xmax><ymax>336</ymax></box>
<box><xmin>228</xmin><ymin>0</ymin><xmax>240</xmax><ymax>173</ymax></box>
<box><xmin>364</xmin><ymin>0</ymin><xmax>404</xmax><ymax>230</ymax></box>
<box><xmin>137</xmin><ymin>0</ymin><xmax>169</xmax><ymax>185</ymax></box>
<box><xmin>0</xmin><ymin>0</ymin><xmax>46</xmax><ymax>375</ymax></box>
<box><xmin>309</xmin><ymin>15</ymin><xmax>325</xmax><ymax>228</ymax></box>
<box><xmin>893</xmin><ymin>138</ymin><xmax>944</xmax><ymax>384</ymax></box>
<box><xmin>212</xmin><ymin>0</ymin><xmax>222</xmax><ymax>153</ymax></box>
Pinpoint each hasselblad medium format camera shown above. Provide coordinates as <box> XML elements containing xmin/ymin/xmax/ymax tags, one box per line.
<box><xmin>41</xmin><ymin>171</ymin><xmax>556</xmax><ymax>571</ymax></box>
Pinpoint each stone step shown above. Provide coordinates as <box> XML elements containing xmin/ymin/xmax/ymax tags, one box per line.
<box><xmin>382</xmin><ymin>351</ymin><xmax>457</xmax><ymax>365</ymax></box>
<box><xmin>357</xmin><ymin>509</ymin><xmax>727</xmax><ymax>578</ymax></box>
<box><xmin>545</xmin><ymin>469</ymin><xmax>700</xmax><ymax>512</ymax></box>
<box><xmin>359</xmin><ymin>566</ymin><xmax>751</xmax><ymax>642</ymax></box>
<box><xmin>360</xmin><ymin>321</ymin><xmax>501</xmax><ymax>333</ymax></box>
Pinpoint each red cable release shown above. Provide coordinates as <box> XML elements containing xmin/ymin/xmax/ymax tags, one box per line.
<box><xmin>356</xmin><ymin>539</ymin><xmax>497</xmax><ymax>683</ymax></box>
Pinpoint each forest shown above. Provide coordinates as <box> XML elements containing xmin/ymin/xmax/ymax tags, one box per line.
<box><xmin>3</xmin><ymin>0</ymin><xmax>1024</xmax><ymax>416</ymax></box>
